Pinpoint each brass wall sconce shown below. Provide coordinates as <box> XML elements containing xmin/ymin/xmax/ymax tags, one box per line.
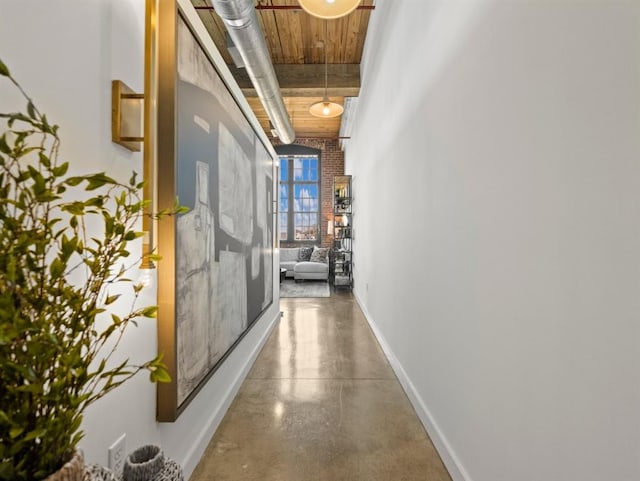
<box><xmin>111</xmin><ymin>80</ymin><xmax>144</xmax><ymax>152</ymax></box>
<box><xmin>112</xmin><ymin>79</ymin><xmax>154</xmax><ymax>271</ymax></box>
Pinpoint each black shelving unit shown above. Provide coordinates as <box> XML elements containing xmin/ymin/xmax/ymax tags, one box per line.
<box><xmin>332</xmin><ymin>175</ymin><xmax>352</xmax><ymax>290</ymax></box>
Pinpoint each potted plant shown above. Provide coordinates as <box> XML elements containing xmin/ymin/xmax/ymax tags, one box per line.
<box><xmin>0</xmin><ymin>60</ymin><xmax>173</xmax><ymax>481</ymax></box>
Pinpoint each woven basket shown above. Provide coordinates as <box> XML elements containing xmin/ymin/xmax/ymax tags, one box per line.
<box><xmin>45</xmin><ymin>451</ymin><xmax>84</xmax><ymax>481</ymax></box>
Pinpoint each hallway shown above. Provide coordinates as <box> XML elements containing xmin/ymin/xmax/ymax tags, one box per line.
<box><xmin>190</xmin><ymin>294</ymin><xmax>452</xmax><ymax>481</ymax></box>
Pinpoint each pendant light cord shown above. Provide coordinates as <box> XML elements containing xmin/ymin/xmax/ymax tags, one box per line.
<box><xmin>324</xmin><ymin>19</ymin><xmax>328</xmax><ymax>101</ymax></box>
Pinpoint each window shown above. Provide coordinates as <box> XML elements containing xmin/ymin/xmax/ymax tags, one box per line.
<box><xmin>279</xmin><ymin>155</ymin><xmax>320</xmax><ymax>242</ymax></box>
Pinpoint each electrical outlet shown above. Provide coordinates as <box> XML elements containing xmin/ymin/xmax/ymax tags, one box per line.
<box><xmin>108</xmin><ymin>434</ymin><xmax>127</xmax><ymax>474</ymax></box>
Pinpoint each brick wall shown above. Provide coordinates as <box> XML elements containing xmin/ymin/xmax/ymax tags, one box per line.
<box><xmin>273</xmin><ymin>138</ymin><xmax>344</xmax><ymax>249</ymax></box>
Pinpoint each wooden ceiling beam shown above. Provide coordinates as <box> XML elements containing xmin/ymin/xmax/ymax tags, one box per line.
<box><xmin>228</xmin><ymin>64</ymin><xmax>360</xmax><ymax>97</ymax></box>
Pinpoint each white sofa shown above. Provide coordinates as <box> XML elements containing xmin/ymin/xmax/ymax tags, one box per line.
<box><xmin>280</xmin><ymin>247</ymin><xmax>329</xmax><ymax>281</ymax></box>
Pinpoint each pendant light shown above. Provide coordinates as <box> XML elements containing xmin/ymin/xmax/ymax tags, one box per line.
<box><xmin>309</xmin><ymin>21</ymin><xmax>344</xmax><ymax>118</ymax></box>
<box><xmin>298</xmin><ymin>0</ymin><xmax>361</xmax><ymax>20</ymax></box>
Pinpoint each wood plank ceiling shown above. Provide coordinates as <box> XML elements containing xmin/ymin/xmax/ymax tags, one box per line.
<box><xmin>191</xmin><ymin>0</ymin><xmax>374</xmax><ymax>140</ymax></box>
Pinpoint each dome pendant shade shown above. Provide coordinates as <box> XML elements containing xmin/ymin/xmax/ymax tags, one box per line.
<box><xmin>309</xmin><ymin>99</ymin><xmax>344</xmax><ymax>118</ymax></box>
<box><xmin>298</xmin><ymin>0</ymin><xmax>361</xmax><ymax>20</ymax></box>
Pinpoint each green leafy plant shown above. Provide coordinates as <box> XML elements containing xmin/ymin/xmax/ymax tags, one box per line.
<box><xmin>0</xmin><ymin>59</ymin><xmax>172</xmax><ymax>480</ymax></box>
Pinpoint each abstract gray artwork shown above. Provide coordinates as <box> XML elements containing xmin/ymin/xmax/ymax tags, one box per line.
<box><xmin>170</xmin><ymin>14</ymin><xmax>274</xmax><ymax>409</ymax></box>
<box><xmin>218</xmin><ymin>123</ymin><xmax>253</xmax><ymax>245</ymax></box>
<box><xmin>176</xmin><ymin>161</ymin><xmax>216</xmax><ymax>403</ymax></box>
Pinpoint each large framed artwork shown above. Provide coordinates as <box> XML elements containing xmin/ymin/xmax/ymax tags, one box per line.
<box><xmin>149</xmin><ymin>0</ymin><xmax>276</xmax><ymax>422</ymax></box>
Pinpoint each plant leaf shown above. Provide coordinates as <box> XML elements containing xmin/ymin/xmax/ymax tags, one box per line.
<box><xmin>0</xmin><ymin>59</ymin><xmax>9</xmax><ymax>77</ymax></box>
<box><xmin>27</xmin><ymin>101</ymin><xmax>36</xmax><ymax>120</ymax></box>
<box><xmin>140</xmin><ymin>306</ymin><xmax>158</xmax><ymax>318</ymax></box>
<box><xmin>149</xmin><ymin>367</ymin><xmax>171</xmax><ymax>383</ymax></box>
<box><xmin>104</xmin><ymin>294</ymin><xmax>120</xmax><ymax>305</ymax></box>
<box><xmin>0</xmin><ymin>134</ymin><xmax>10</xmax><ymax>154</ymax></box>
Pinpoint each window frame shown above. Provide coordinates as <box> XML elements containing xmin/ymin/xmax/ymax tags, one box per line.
<box><xmin>277</xmin><ymin>146</ymin><xmax>321</xmax><ymax>244</ymax></box>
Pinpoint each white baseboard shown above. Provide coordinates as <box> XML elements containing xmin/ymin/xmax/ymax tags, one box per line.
<box><xmin>353</xmin><ymin>289</ymin><xmax>472</xmax><ymax>481</ymax></box>
<box><xmin>182</xmin><ymin>310</ymin><xmax>281</xmax><ymax>479</ymax></box>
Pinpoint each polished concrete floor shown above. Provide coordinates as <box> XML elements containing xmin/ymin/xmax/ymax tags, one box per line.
<box><xmin>190</xmin><ymin>293</ymin><xmax>452</xmax><ymax>481</ymax></box>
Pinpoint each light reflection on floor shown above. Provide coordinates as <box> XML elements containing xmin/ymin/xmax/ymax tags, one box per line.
<box><xmin>190</xmin><ymin>295</ymin><xmax>453</xmax><ymax>481</ymax></box>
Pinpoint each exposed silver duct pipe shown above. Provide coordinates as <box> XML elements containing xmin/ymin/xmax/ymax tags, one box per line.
<box><xmin>210</xmin><ymin>0</ymin><xmax>296</xmax><ymax>144</ymax></box>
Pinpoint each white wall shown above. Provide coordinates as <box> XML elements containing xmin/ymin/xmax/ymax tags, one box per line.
<box><xmin>347</xmin><ymin>1</ymin><xmax>640</xmax><ymax>480</ymax></box>
<box><xmin>0</xmin><ymin>1</ymin><xmax>279</xmax><ymax>478</ymax></box>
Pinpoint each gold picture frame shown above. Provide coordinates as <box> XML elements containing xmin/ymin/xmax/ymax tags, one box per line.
<box><xmin>146</xmin><ymin>0</ymin><xmax>278</xmax><ymax>422</ymax></box>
